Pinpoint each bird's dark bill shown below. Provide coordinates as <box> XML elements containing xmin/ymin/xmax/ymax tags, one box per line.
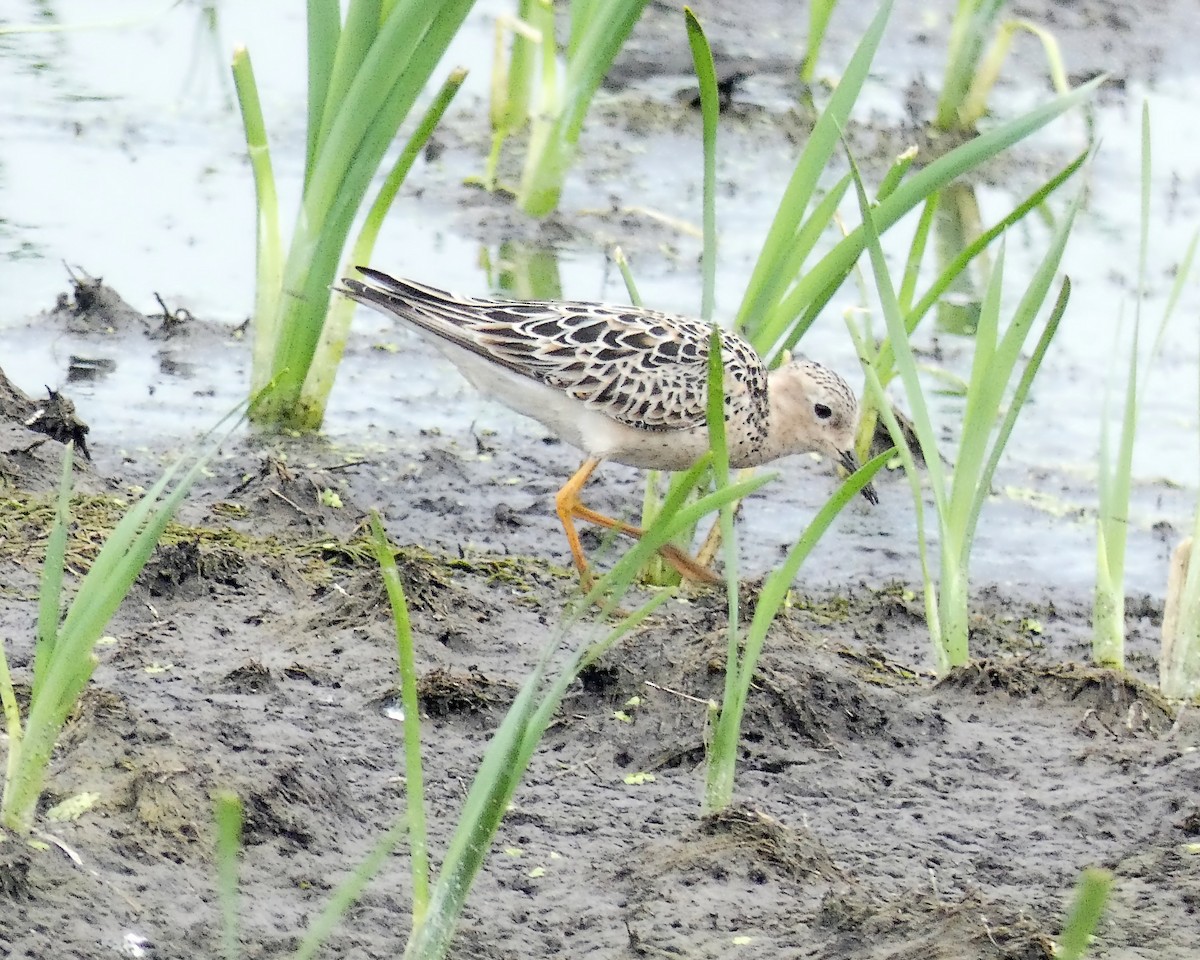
<box><xmin>839</xmin><ymin>449</ymin><xmax>880</xmax><ymax>505</ymax></box>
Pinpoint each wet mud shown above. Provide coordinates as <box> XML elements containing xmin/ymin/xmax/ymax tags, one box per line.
<box><xmin>3</xmin><ymin>0</ymin><xmax>1200</xmax><ymax>957</ymax></box>
<box><xmin>1</xmin><ymin>295</ymin><xmax>1197</xmax><ymax>959</ymax></box>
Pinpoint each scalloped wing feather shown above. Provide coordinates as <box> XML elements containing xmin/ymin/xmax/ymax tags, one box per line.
<box><xmin>340</xmin><ymin>272</ymin><xmax>768</xmax><ymax>434</ymax></box>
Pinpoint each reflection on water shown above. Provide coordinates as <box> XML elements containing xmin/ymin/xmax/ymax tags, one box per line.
<box><xmin>489</xmin><ymin>240</ymin><xmax>564</xmax><ymax>300</ymax></box>
<box><xmin>1</xmin><ymin>0</ymin><xmax>1198</xmax><ymax>498</ymax></box>
<box><xmin>66</xmin><ymin>355</ymin><xmax>116</xmax><ymax>382</ymax></box>
<box><xmin>934</xmin><ymin>182</ymin><xmax>988</xmax><ymax>336</ymax></box>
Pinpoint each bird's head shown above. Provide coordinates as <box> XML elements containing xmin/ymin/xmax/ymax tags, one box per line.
<box><xmin>779</xmin><ymin>358</ymin><xmax>878</xmax><ymax>505</ymax></box>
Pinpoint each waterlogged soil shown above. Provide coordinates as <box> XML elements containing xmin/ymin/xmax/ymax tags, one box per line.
<box><xmin>4</xmin><ymin>1</ymin><xmax>1200</xmax><ymax>958</ymax></box>
<box><xmin>0</xmin><ymin>287</ymin><xmax>1198</xmax><ymax>960</ymax></box>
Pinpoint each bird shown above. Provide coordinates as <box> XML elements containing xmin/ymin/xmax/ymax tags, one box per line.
<box><xmin>335</xmin><ymin>267</ymin><xmax>875</xmax><ymax>587</ymax></box>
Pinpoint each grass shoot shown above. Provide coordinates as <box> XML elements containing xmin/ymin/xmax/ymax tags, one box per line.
<box><xmin>701</xmin><ymin>320</ymin><xmax>891</xmax><ymax>812</ymax></box>
<box><xmin>934</xmin><ymin>0</ymin><xmax>1069</xmax><ymax>132</ymax></box>
<box><xmin>847</xmin><ymin>146</ymin><xmax>1078</xmax><ymax>673</ymax></box>
<box><xmin>232</xmin><ymin>1</ymin><xmax>474</xmax><ymax>431</ymax></box>
<box><xmin>731</xmin><ymin>0</ymin><xmax>1099</xmax><ymax>368</ymax></box>
<box><xmin>482</xmin><ymin>1</ymin><xmax>539</xmax><ymax>191</ymax></box>
<box><xmin>1056</xmin><ymin>867</ymin><xmax>1113</xmax><ymax>960</ymax></box>
<box><xmin>1</xmin><ymin>413</ymin><xmax>242</xmax><ymax>835</ymax></box>
<box><xmin>800</xmin><ymin>0</ymin><xmax>840</xmax><ymax>85</ymax></box>
<box><xmin>370</xmin><ymin>510</ymin><xmax>429</xmax><ymax>926</ymax></box>
<box><xmin>514</xmin><ymin>0</ymin><xmax>650</xmax><ymax>216</ymax></box>
<box><xmin>853</xmin><ymin>149</ymin><xmax>1087</xmax><ymax>465</ymax></box>
<box><xmin>1093</xmin><ymin>104</ymin><xmax>1197</xmax><ymax>669</ymax></box>
<box><xmin>214</xmin><ymin>790</ymin><xmax>242</xmax><ymax>960</ymax></box>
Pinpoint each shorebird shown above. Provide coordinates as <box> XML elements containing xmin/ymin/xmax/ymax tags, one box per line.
<box><xmin>336</xmin><ymin>267</ymin><xmax>875</xmax><ymax>587</ymax></box>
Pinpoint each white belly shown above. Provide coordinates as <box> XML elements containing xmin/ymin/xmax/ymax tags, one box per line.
<box><xmin>430</xmin><ymin>338</ymin><xmax>712</xmax><ymax>471</ymax></box>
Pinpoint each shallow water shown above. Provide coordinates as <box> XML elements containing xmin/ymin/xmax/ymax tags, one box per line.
<box><xmin>2</xmin><ymin>0</ymin><xmax>1199</xmax><ymax>596</ymax></box>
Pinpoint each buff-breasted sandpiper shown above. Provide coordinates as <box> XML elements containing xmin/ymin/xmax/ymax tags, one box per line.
<box><xmin>336</xmin><ymin>267</ymin><xmax>875</xmax><ymax>586</ymax></box>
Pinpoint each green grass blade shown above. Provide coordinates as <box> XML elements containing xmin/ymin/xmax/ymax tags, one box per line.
<box><xmin>1057</xmin><ymin>868</ymin><xmax>1112</xmax><ymax>960</ymax></box>
<box><xmin>748</xmin><ymin>450</ymin><xmax>892</xmax><ymax>637</ymax></box>
<box><xmin>897</xmin><ymin>194</ymin><xmax>937</xmax><ymax>315</ymax></box>
<box><xmin>946</xmin><ymin>242</ymin><xmax>1006</xmax><ymax>540</ymax></box>
<box><xmin>749</xmin><ymin>175</ymin><xmax>852</xmax><ymax>358</ymax></box>
<box><xmin>567</xmin><ymin>0</ymin><xmax>595</xmax><ymax>61</ymax></box>
<box><xmin>500</xmin><ymin>0</ymin><xmax>537</xmax><ymax>132</ymax></box>
<box><xmin>1094</xmin><ymin>109</ymin><xmax>1151</xmax><ymax>668</ymax></box>
<box><xmin>703</xmin><ymin>329</ymin><xmax>741</xmax><ymax>811</ymax></box>
<box><xmin>958</xmin><ymin>18</ymin><xmax>1070</xmax><ymax>130</ymax></box>
<box><xmin>1096</xmin><ymin>304</ymin><xmax>1139</xmax><ymax>667</ymax></box>
<box><xmin>800</xmin><ymin>0</ymin><xmax>839</xmax><ymax>84</ymax></box>
<box><xmin>312</xmin><ymin>0</ymin><xmax>381</xmax><ymax>165</ymax></box>
<box><xmin>897</xmin><ymin>148</ymin><xmax>1086</xmax><ymax>345</ymax></box>
<box><xmin>405</xmin><ymin>668</ymin><xmax>542</xmax><ymax>960</ymax></box>
<box><xmin>964</xmin><ymin>277</ymin><xmax>1070</xmax><ymax>555</ymax></box>
<box><xmin>846</xmin><ymin>144</ymin><xmax>949</xmax><ymax>516</ymax></box>
<box><xmin>360</xmin><ymin>61</ymin><xmax>470</xmax><ymax>238</ymax></box>
<box><xmin>369</xmin><ymin>512</ymin><xmax>429</xmax><ymax>925</ymax></box>
<box><xmin>849</xmin><ymin>315</ymin><xmax>943</xmax><ymax>666</ymax></box>
<box><xmin>955</xmin><ymin>189</ymin><xmax>1080</xmax><ymax>557</ymax></box>
<box><xmin>736</xmin><ymin>0</ymin><xmax>893</xmax><ymax>335</ymax></box>
<box><xmin>685</xmin><ymin>8</ymin><xmax>718</xmax><ymax>322</ymax></box>
<box><xmin>876</xmin><ymin>144</ymin><xmax>918</xmax><ymax>203</ymax></box>
<box><xmin>230</xmin><ymin>46</ymin><xmax>282</xmax><ymax>396</ymax></box>
<box><xmin>305</xmin><ymin>0</ymin><xmax>341</xmax><ymax>184</ymax></box>
<box><xmin>1133</xmin><ymin>105</ymin><xmax>1192</xmax><ymax>409</ymax></box>
<box><xmin>304</xmin><ymin>66</ymin><xmax>468</xmax><ymax>412</ymax></box>
<box><xmin>759</xmin><ymin>77</ymin><xmax>1101</xmax><ymax>353</ymax></box>
<box><xmin>935</xmin><ymin>0</ymin><xmax>1004</xmax><ymax>131</ymax></box>
<box><xmin>406</xmin><ymin>557</ymin><xmax>677</xmax><ymax>960</ymax></box>
<box><xmin>357</xmin><ymin>63</ymin><xmax>470</xmax><ymax>251</ymax></box>
<box><xmin>518</xmin><ymin>0</ymin><xmax>648</xmax><ymax>216</ymax></box>
<box><xmin>522</xmin><ymin>589</ymin><xmax>676</xmax><ymax>772</ymax></box>
<box><xmin>578</xmin><ymin>469</ymin><xmax>773</xmax><ymax>614</ymax></box>
<box><xmin>961</xmin><ymin>200</ymin><xmax>1077</xmax><ymax>644</ymax></box>
<box><xmin>213</xmin><ymin>790</ymin><xmax>243</xmax><ymax>960</ymax></box>
<box><xmin>704</xmin><ymin>448</ymin><xmax>890</xmax><ymax>810</ymax></box>
<box><xmin>4</xmin><ymin>406</ymin><xmax>246</xmax><ymax>833</ymax></box>
<box><xmin>26</xmin><ymin>446</ymin><xmax>194</xmax><ymax>719</ymax></box>
<box><xmin>296</xmin><ymin>815</ymin><xmax>410</xmax><ymax>960</ymax></box>
<box><xmin>259</xmin><ymin>0</ymin><xmax>478</xmax><ymax>426</ymax></box>
<box><xmin>613</xmin><ymin>246</ymin><xmax>643</xmax><ymax>306</ymax></box>
<box><xmin>560</xmin><ymin>0</ymin><xmax>648</xmax><ymax>144</ymax></box>
<box><xmin>845</xmin><ymin>145</ymin><xmax>955</xmax><ymax>666</ymax></box>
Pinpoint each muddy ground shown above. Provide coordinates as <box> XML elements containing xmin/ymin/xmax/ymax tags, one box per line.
<box><xmin>0</xmin><ymin>289</ymin><xmax>1197</xmax><ymax>960</ymax></box>
<box><xmin>4</xmin><ymin>0</ymin><xmax>1200</xmax><ymax>958</ymax></box>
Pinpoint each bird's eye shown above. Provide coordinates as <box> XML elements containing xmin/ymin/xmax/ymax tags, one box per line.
<box><xmin>814</xmin><ymin>403</ymin><xmax>833</xmax><ymax>420</ymax></box>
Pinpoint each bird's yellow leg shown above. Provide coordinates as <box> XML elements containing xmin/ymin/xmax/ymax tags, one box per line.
<box><xmin>556</xmin><ymin>458</ymin><xmax>720</xmax><ymax>586</ymax></box>
<box><xmin>555</xmin><ymin>457</ymin><xmax>604</xmax><ymax>589</ymax></box>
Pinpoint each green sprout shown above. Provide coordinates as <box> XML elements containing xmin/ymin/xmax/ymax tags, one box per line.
<box><xmin>1093</xmin><ymin>104</ymin><xmax>1196</xmax><ymax>669</ymax></box>
<box><xmin>847</xmin><ymin>146</ymin><xmax>1078</xmax><ymax>674</ymax></box>
<box><xmin>702</xmin><ymin>332</ymin><xmax>890</xmax><ymax>811</ymax></box>
<box><xmin>509</xmin><ymin>0</ymin><xmax>650</xmax><ymax>217</ymax></box>
<box><xmin>232</xmin><ymin>1</ymin><xmax>473</xmax><ymax>431</ymax></box>
<box><xmin>934</xmin><ymin>0</ymin><xmax>1070</xmax><ymax>132</ymax></box>
<box><xmin>1</xmin><ymin>412</ymin><xmax>243</xmax><ymax>835</ymax></box>
<box><xmin>800</xmin><ymin>0</ymin><xmax>840</xmax><ymax>85</ymax></box>
<box><xmin>730</xmin><ymin>0</ymin><xmax>1098</xmax><ymax>365</ymax></box>
<box><xmin>1056</xmin><ymin>867</ymin><xmax>1113</xmax><ymax>960</ymax></box>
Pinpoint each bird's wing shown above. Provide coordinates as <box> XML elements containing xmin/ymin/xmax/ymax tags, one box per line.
<box><xmin>338</xmin><ymin>269</ymin><xmax>768</xmax><ymax>432</ymax></box>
